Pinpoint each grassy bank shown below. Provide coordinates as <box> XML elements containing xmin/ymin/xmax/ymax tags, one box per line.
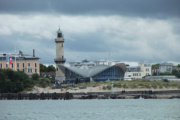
<box><xmin>76</xmin><ymin>80</ymin><xmax>180</xmax><ymax>90</ymax></box>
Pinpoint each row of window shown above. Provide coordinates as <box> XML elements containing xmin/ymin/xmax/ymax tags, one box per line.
<box><xmin>133</xmin><ymin>73</ymin><xmax>141</xmax><ymax>76</ymax></box>
<box><xmin>12</xmin><ymin>68</ymin><xmax>37</xmax><ymax>73</ymax></box>
<box><xmin>132</xmin><ymin>73</ymin><xmax>150</xmax><ymax>76</ymax></box>
<box><xmin>0</xmin><ymin>63</ymin><xmax>37</xmax><ymax>68</ymax></box>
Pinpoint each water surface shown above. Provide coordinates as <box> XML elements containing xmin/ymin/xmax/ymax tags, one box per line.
<box><xmin>0</xmin><ymin>99</ymin><xmax>180</xmax><ymax>120</ymax></box>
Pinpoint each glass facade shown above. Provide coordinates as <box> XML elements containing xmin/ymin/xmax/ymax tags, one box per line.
<box><xmin>92</xmin><ymin>66</ymin><xmax>124</xmax><ymax>81</ymax></box>
<box><xmin>65</xmin><ymin>66</ymin><xmax>125</xmax><ymax>82</ymax></box>
<box><xmin>65</xmin><ymin>68</ymin><xmax>84</xmax><ymax>82</ymax></box>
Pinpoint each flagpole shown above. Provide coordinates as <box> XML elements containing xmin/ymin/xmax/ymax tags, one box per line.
<box><xmin>15</xmin><ymin>44</ymin><xmax>16</xmax><ymax>71</ymax></box>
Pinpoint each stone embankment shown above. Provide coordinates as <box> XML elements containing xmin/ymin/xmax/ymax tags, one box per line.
<box><xmin>73</xmin><ymin>90</ymin><xmax>180</xmax><ymax>99</ymax></box>
<box><xmin>0</xmin><ymin>90</ymin><xmax>179</xmax><ymax>100</ymax></box>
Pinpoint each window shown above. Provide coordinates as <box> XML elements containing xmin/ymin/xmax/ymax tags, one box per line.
<box><xmin>146</xmin><ymin>68</ymin><xmax>149</xmax><ymax>71</ymax></box>
<box><xmin>28</xmin><ymin>69</ymin><xmax>32</xmax><ymax>73</ymax></box>
<box><xmin>28</xmin><ymin>63</ymin><xmax>30</xmax><ymax>66</ymax></box>
<box><xmin>23</xmin><ymin>63</ymin><xmax>24</xmax><ymax>68</ymax></box>
<box><xmin>62</xmin><ymin>44</ymin><xmax>63</xmax><ymax>47</ymax></box>
<box><xmin>0</xmin><ymin>63</ymin><xmax>2</xmax><ymax>68</ymax></box>
<box><xmin>35</xmin><ymin>69</ymin><xmax>37</xmax><ymax>73</ymax></box>
<box><xmin>139</xmin><ymin>73</ymin><xmax>141</xmax><ymax>76</ymax></box>
<box><xmin>17</xmin><ymin>63</ymin><xmax>19</xmax><ymax>68</ymax></box>
<box><xmin>35</xmin><ymin>63</ymin><xmax>37</xmax><ymax>68</ymax></box>
<box><xmin>17</xmin><ymin>69</ymin><xmax>19</xmax><ymax>71</ymax></box>
<box><xmin>23</xmin><ymin>69</ymin><xmax>24</xmax><ymax>72</ymax></box>
<box><xmin>12</xmin><ymin>63</ymin><xmax>13</xmax><ymax>68</ymax></box>
<box><xmin>6</xmin><ymin>64</ymin><xmax>8</xmax><ymax>68</ymax></box>
<box><xmin>57</xmin><ymin>68</ymin><xmax>58</xmax><ymax>71</ymax></box>
<box><xmin>144</xmin><ymin>64</ymin><xmax>151</xmax><ymax>67</ymax></box>
<box><xmin>146</xmin><ymin>73</ymin><xmax>149</xmax><ymax>75</ymax></box>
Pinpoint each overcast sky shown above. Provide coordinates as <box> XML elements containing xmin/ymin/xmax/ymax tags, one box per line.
<box><xmin>0</xmin><ymin>0</ymin><xmax>180</xmax><ymax>66</ymax></box>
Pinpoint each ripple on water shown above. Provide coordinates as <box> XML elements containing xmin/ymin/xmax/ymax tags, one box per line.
<box><xmin>0</xmin><ymin>99</ymin><xmax>180</xmax><ymax>120</ymax></box>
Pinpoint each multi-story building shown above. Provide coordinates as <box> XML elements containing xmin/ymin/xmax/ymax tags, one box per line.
<box><xmin>159</xmin><ymin>62</ymin><xmax>173</xmax><ymax>73</ymax></box>
<box><xmin>0</xmin><ymin>50</ymin><xmax>40</xmax><ymax>76</ymax></box>
<box><xmin>124</xmin><ymin>62</ymin><xmax>152</xmax><ymax>80</ymax></box>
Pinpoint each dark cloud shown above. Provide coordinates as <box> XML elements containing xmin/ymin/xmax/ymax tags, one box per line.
<box><xmin>0</xmin><ymin>0</ymin><xmax>180</xmax><ymax>18</ymax></box>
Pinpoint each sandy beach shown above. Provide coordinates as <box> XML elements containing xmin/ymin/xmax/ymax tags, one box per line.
<box><xmin>27</xmin><ymin>85</ymin><xmax>180</xmax><ymax>93</ymax></box>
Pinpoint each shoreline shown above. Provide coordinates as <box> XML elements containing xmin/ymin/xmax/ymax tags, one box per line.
<box><xmin>0</xmin><ymin>89</ymin><xmax>180</xmax><ymax>100</ymax></box>
<box><xmin>27</xmin><ymin>86</ymin><xmax>180</xmax><ymax>93</ymax></box>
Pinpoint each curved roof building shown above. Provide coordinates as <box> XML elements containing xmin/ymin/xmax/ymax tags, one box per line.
<box><xmin>58</xmin><ymin>63</ymin><xmax>126</xmax><ymax>82</ymax></box>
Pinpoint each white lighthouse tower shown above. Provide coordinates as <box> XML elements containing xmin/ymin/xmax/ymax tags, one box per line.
<box><xmin>54</xmin><ymin>28</ymin><xmax>66</xmax><ymax>83</ymax></box>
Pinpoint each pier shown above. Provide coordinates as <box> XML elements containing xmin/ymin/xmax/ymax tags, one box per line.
<box><xmin>0</xmin><ymin>90</ymin><xmax>180</xmax><ymax>100</ymax></box>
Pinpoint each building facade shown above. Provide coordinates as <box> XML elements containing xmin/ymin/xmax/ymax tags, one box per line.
<box><xmin>124</xmin><ymin>62</ymin><xmax>152</xmax><ymax>80</ymax></box>
<box><xmin>159</xmin><ymin>62</ymin><xmax>173</xmax><ymax>73</ymax></box>
<box><xmin>69</xmin><ymin>59</ymin><xmax>120</xmax><ymax>69</ymax></box>
<box><xmin>54</xmin><ymin>28</ymin><xmax>66</xmax><ymax>83</ymax></box>
<box><xmin>59</xmin><ymin>63</ymin><xmax>126</xmax><ymax>82</ymax></box>
<box><xmin>0</xmin><ymin>50</ymin><xmax>40</xmax><ymax>76</ymax></box>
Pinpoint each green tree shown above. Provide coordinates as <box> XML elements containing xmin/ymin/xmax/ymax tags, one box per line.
<box><xmin>0</xmin><ymin>69</ymin><xmax>34</xmax><ymax>93</ymax></box>
<box><xmin>172</xmin><ymin>70</ymin><xmax>180</xmax><ymax>78</ymax></box>
<box><xmin>40</xmin><ymin>64</ymin><xmax>47</xmax><ymax>72</ymax></box>
<box><xmin>45</xmin><ymin>74</ymin><xmax>49</xmax><ymax>78</ymax></box>
<box><xmin>152</xmin><ymin>64</ymin><xmax>159</xmax><ymax>69</ymax></box>
<box><xmin>32</xmin><ymin>73</ymin><xmax>39</xmax><ymax>80</ymax></box>
<box><xmin>178</xmin><ymin>64</ymin><xmax>180</xmax><ymax>67</ymax></box>
<box><xmin>4</xmin><ymin>79</ymin><xmax>12</xmax><ymax>93</ymax></box>
<box><xmin>47</xmin><ymin>65</ymin><xmax>56</xmax><ymax>72</ymax></box>
<box><xmin>159</xmin><ymin>72</ymin><xmax>172</xmax><ymax>75</ymax></box>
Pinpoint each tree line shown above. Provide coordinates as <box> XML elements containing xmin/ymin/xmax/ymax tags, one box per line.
<box><xmin>40</xmin><ymin>64</ymin><xmax>56</xmax><ymax>72</ymax></box>
<box><xmin>0</xmin><ymin>68</ymin><xmax>55</xmax><ymax>93</ymax></box>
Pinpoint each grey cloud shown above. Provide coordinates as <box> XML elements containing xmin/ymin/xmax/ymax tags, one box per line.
<box><xmin>0</xmin><ymin>0</ymin><xmax>180</xmax><ymax>18</ymax></box>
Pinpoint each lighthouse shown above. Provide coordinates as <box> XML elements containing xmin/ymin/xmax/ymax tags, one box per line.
<box><xmin>54</xmin><ymin>28</ymin><xmax>66</xmax><ymax>83</ymax></box>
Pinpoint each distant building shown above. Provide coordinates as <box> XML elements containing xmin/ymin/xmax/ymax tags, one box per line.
<box><xmin>0</xmin><ymin>50</ymin><xmax>40</xmax><ymax>76</ymax></box>
<box><xmin>57</xmin><ymin>59</ymin><xmax>126</xmax><ymax>82</ymax></box>
<box><xmin>172</xmin><ymin>66</ymin><xmax>180</xmax><ymax>72</ymax></box>
<box><xmin>40</xmin><ymin>71</ymin><xmax>56</xmax><ymax>78</ymax></box>
<box><xmin>69</xmin><ymin>59</ymin><xmax>120</xmax><ymax>69</ymax></box>
<box><xmin>124</xmin><ymin>62</ymin><xmax>152</xmax><ymax>80</ymax></box>
<box><xmin>145</xmin><ymin>75</ymin><xmax>180</xmax><ymax>81</ymax></box>
<box><xmin>159</xmin><ymin>62</ymin><xmax>173</xmax><ymax>73</ymax></box>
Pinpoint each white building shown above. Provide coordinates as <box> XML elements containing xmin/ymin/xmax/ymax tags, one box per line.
<box><xmin>69</xmin><ymin>59</ymin><xmax>151</xmax><ymax>80</ymax></box>
<box><xmin>69</xmin><ymin>59</ymin><xmax>120</xmax><ymax>69</ymax></box>
<box><xmin>159</xmin><ymin>62</ymin><xmax>173</xmax><ymax>73</ymax></box>
<box><xmin>124</xmin><ymin>62</ymin><xmax>152</xmax><ymax>80</ymax></box>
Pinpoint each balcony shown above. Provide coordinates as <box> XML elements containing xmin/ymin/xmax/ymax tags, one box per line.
<box><xmin>54</xmin><ymin>58</ymin><xmax>66</xmax><ymax>63</ymax></box>
<box><xmin>26</xmin><ymin>66</ymin><xmax>33</xmax><ymax>69</ymax></box>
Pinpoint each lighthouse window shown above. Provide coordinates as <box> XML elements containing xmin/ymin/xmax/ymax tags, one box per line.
<box><xmin>58</xmin><ymin>33</ymin><xmax>62</xmax><ymax>37</ymax></box>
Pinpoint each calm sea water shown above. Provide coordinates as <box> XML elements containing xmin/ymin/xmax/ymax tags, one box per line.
<box><xmin>0</xmin><ymin>99</ymin><xmax>180</xmax><ymax>120</ymax></box>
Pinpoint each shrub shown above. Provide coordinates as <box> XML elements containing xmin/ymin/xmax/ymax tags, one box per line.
<box><xmin>32</xmin><ymin>73</ymin><xmax>39</xmax><ymax>80</ymax></box>
<box><xmin>130</xmin><ymin>84</ymin><xmax>137</xmax><ymax>89</ymax></box>
<box><xmin>152</xmin><ymin>84</ymin><xmax>157</xmax><ymax>89</ymax></box>
<box><xmin>106</xmin><ymin>85</ymin><xmax>111</xmax><ymax>90</ymax></box>
<box><xmin>122</xmin><ymin>84</ymin><xmax>128</xmax><ymax>89</ymax></box>
<box><xmin>102</xmin><ymin>86</ymin><xmax>106</xmax><ymax>90</ymax></box>
<box><xmin>144</xmin><ymin>84</ymin><xmax>151</xmax><ymax>88</ymax></box>
<box><xmin>159</xmin><ymin>85</ymin><xmax>163</xmax><ymax>89</ymax></box>
<box><xmin>41</xmin><ymin>82</ymin><xmax>47</xmax><ymax>88</ymax></box>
